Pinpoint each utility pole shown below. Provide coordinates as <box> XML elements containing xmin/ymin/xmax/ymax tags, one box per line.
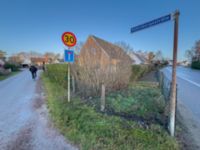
<box><xmin>169</xmin><ymin>10</ymin><xmax>180</xmax><ymax>137</ymax></box>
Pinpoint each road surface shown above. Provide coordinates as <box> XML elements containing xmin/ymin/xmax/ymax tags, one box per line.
<box><xmin>161</xmin><ymin>66</ymin><xmax>200</xmax><ymax>149</ymax></box>
<box><xmin>0</xmin><ymin>70</ymin><xmax>77</xmax><ymax>150</ymax></box>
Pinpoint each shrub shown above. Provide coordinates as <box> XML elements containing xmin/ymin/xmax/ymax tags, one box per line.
<box><xmin>45</xmin><ymin>64</ymin><xmax>68</xmax><ymax>88</ymax></box>
<box><xmin>191</xmin><ymin>61</ymin><xmax>200</xmax><ymax>69</ymax></box>
<box><xmin>4</xmin><ymin>63</ymin><xmax>20</xmax><ymax>72</ymax></box>
<box><xmin>72</xmin><ymin>52</ymin><xmax>132</xmax><ymax>97</ymax></box>
<box><xmin>130</xmin><ymin>65</ymin><xmax>154</xmax><ymax>81</ymax></box>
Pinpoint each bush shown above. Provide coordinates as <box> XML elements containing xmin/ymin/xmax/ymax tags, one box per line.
<box><xmin>191</xmin><ymin>61</ymin><xmax>200</xmax><ymax>69</ymax></box>
<box><xmin>4</xmin><ymin>63</ymin><xmax>20</xmax><ymax>72</ymax></box>
<box><xmin>45</xmin><ymin>64</ymin><xmax>68</xmax><ymax>88</ymax></box>
<box><xmin>72</xmin><ymin>62</ymin><xmax>132</xmax><ymax>97</ymax></box>
<box><xmin>130</xmin><ymin>65</ymin><xmax>154</xmax><ymax>81</ymax></box>
<box><xmin>42</xmin><ymin>75</ymin><xmax>179</xmax><ymax>150</ymax></box>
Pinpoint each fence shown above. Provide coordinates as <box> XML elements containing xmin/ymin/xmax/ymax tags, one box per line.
<box><xmin>158</xmin><ymin>71</ymin><xmax>178</xmax><ymax>102</ymax></box>
<box><xmin>158</xmin><ymin>71</ymin><xmax>179</xmax><ymax>132</ymax></box>
<box><xmin>158</xmin><ymin>71</ymin><xmax>171</xmax><ymax>102</ymax></box>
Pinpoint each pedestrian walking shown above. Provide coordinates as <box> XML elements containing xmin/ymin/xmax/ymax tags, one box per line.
<box><xmin>42</xmin><ymin>61</ymin><xmax>46</xmax><ymax>72</ymax></box>
<box><xmin>29</xmin><ymin>65</ymin><xmax>38</xmax><ymax>79</ymax></box>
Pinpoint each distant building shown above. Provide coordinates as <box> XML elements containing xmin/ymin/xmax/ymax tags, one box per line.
<box><xmin>127</xmin><ymin>51</ymin><xmax>148</xmax><ymax>64</ymax></box>
<box><xmin>78</xmin><ymin>35</ymin><xmax>132</xmax><ymax>70</ymax></box>
<box><xmin>31</xmin><ymin>57</ymin><xmax>48</xmax><ymax>66</ymax></box>
<box><xmin>21</xmin><ymin>59</ymin><xmax>31</xmax><ymax>67</ymax></box>
<box><xmin>178</xmin><ymin>60</ymin><xmax>190</xmax><ymax>66</ymax></box>
<box><xmin>0</xmin><ymin>59</ymin><xmax>5</xmax><ymax>68</ymax></box>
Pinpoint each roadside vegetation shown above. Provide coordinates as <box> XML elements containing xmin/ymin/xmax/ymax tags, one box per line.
<box><xmin>191</xmin><ymin>60</ymin><xmax>200</xmax><ymax>69</ymax></box>
<box><xmin>4</xmin><ymin>63</ymin><xmax>20</xmax><ymax>72</ymax></box>
<box><xmin>185</xmin><ymin>40</ymin><xmax>200</xmax><ymax>69</ymax></box>
<box><xmin>0</xmin><ymin>63</ymin><xmax>20</xmax><ymax>81</ymax></box>
<box><xmin>42</xmin><ymin>64</ymin><xmax>179</xmax><ymax>150</ymax></box>
<box><xmin>130</xmin><ymin>65</ymin><xmax>154</xmax><ymax>81</ymax></box>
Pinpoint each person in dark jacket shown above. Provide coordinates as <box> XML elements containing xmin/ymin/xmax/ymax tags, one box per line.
<box><xmin>29</xmin><ymin>65</ymin><xmax>38</xmax><ymax>79</ymax></box>
<box><xmin>42</xmin><ymin>61</ymin><xmax>45</xmax><ymax>72</ymax></box>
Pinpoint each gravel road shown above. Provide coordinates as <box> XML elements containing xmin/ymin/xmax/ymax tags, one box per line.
<box><xmin>0</xmin><ymin>69</ymin><xmax>77</xmax><ymax>150</ymax></box>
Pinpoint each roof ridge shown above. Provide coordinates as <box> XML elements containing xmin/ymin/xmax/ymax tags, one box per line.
<box><xmin>91</xmin><ymin>35</ymin><xmax>122</xmax><ymax>50</ymax></box>
<box><xmin>90</xmin><ymin>35</ymin><xmax>110</xmax><ymax>58</ymax></box>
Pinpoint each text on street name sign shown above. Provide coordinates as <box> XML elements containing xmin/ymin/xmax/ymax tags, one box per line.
<box><xmin>131</xmin><ymin>14</ymin><xmax>171</xmax><ymax>33</ymax></box>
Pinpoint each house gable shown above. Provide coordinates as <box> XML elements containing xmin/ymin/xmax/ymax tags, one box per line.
<box><xmin>79</xmin><ymin>35</ymin><xmax>132</xmax><ymax>69</ymax></box>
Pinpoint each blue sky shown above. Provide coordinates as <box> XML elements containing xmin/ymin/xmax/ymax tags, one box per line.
<box><xmin>0</xmin><ymin>0</ymin><xmax>200</xmax><ymax>60</ymax></box>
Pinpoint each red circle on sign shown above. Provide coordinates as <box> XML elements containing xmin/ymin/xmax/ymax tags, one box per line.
<box><xmin>61</xmin><ymin>32</ymin><xmax>77</xmax><ymax>47</ymax></box>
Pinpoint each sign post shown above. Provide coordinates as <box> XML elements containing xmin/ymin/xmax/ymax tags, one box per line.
<box><xmin>169</xmin><ymin>10</ymin><xmax>179</xmax><ymax>136</ymax></box>
<box><xmin>130</xmin><ymin>10</ymin><xmax>180</xmax><ymax>136</ymax></box>
<box><xmin>62</xmin><ymin>32</ymin><xmax>77</xmax><ymax>102</ymax></box>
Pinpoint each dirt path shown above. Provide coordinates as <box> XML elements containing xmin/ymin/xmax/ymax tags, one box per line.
<box><xmin>0</xmin><ymin>70</ymin><xmax>78</xmax><ymax>150</ymax></box>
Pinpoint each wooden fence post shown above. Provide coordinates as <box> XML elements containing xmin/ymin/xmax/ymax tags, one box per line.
<box><xmin>101</xmin><ymin>84</ymin><xmax>105</xmax><ymax>112</ymax></box>
<box><xmin>72</xmin><ymin>76</ymin><xmax>75</xmax><ymax>93</ymax></box>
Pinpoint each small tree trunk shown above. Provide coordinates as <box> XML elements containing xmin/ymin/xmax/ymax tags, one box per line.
<box><xmin>101</xmin><ymin>84</ymin><xmax>105</xmax><ymax>112</ymax></box>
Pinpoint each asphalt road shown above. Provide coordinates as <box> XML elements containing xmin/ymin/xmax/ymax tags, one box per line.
<box><xmin>161</xmin><ymin>66</ymin><xmax>200</xmax><ymax>149</ymax></box>
<box><xmin>0</xmin><ymin>70</ymin><xmax>77</xmax><ymax>150</ymax></box>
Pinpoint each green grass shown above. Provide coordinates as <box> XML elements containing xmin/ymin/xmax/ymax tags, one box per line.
<box><xmin>0</xmin><ymin>71</ymin><xmax>20</xmax><ymax>81</ymax></box>
<box><xmin>105</xmin><ymin>82</ymin><xmax>165</xmax><ymax>120</ymax></box>
<box><xmin>42</xmin><ymin>74</ymin><xmax>179</xmax><ymax>150</ymax></box>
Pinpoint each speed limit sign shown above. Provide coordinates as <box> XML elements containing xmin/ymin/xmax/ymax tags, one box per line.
<box><xmin>62</xmin><ymin>32</ymin><xmax>77</xmax><ymax>47</ymax></box>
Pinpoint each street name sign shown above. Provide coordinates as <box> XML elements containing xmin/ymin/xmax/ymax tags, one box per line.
<box><xmin>62</xmin><ymin>32</ymin><xmax>77</xmax><ymax>47</ymax></box>
<box><xmin>131</xmin><ymin>14</ymin><xmax>171</xmax><ymax>33</ymax></box>
<box><xmin>64</xmin><ymin>49</ymin><xmax>74</xmax><ymax>63</ymax></box>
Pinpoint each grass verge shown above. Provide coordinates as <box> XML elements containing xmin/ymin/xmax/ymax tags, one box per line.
<box><xmin>106</xmin><ymin>82</ymin><xmax>165</xmax><ymax>120</ymax></box>
<box><xmin>42</xmin><ymin>74</ymin><xmax>179</xmax><ymax>150</ymax></box>
<box><xmin>0</xmin><ymin>71</ymin><xmax>20</xmax><ymax>81</ymax></box>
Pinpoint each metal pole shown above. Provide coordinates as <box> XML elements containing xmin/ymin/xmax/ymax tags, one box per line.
<box><xmin>169</xmin><ymin>10</ymin><xmax>179</xmax><ymax>136</ymax></box>
<box><xmin>68</xmin><ymin>63</ymin><xmax>70</xmax><ymax>102</ymax></box>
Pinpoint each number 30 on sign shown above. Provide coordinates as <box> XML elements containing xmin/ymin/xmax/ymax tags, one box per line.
<box><xmin>62</xmin><ymin>32</ymin><xmax>77</xmax><ymax>47</ymax></box>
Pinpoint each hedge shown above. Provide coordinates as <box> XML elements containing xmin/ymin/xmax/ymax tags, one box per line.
<box><xmin>4</xmin><ymin>63</ymin><xmax>20</xmax><ymax>72</ymax></box>
<box><xmin>191</xmin><ymin>61</ymin><xmax>200</xmax><ymax>70</ymax></box>
<box><xmin>45</xmin><ymin>64</ymin><xmax>68</xmax><ymax>88</ymax></box>
<box><xmin>130</xmin><ymin>65</ymin><xmax>154</xmax><ymax>81</ymax></box>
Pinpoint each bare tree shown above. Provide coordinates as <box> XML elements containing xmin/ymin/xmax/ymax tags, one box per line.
<box><xmin>155</xmin><ymin>50</ymin><xmax>163</xmax><ymax>61</ymax></box>
<box><xmin>186</xmin><ymin>40</ymin><xmax>200</xmax><ymax>61</ymax></box>
<box><xmin>0</xmin><ymin>50</ymin><xmax>6</xmax><ymax>61</ymax></box>
<box><xmin>30</xmin><ymin>51</ymin><xmax>42</xmax><ymax>57</ymax></box>
<box><xmin>44</xmin><ymin>52</ymin><xmax>60</xmax><ymax>63</ymax></box>
<box><xmin>115</xmin><ymin>41</ymin><xmax>134</xmax><ymax>54</ymax></box>
<box><xmin>73</xmin><ymin>41</ymin><xmax>84</xmax><ymax>54</ymax></box>
<box><xmin>147</xmin><ymin>51</ymin><xmax>155</xmax><ymax>63</ymax></box>
<box><xmin>185</xmin><ymin>49</ymin><xmax>195</xmax><ymax>62</ymax></box>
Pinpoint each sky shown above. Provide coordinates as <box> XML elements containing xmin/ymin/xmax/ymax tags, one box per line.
<box><xmin>0</xmin><ymin>0</ymin><xmax>200</xmax><ymax>61</ymax></box>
